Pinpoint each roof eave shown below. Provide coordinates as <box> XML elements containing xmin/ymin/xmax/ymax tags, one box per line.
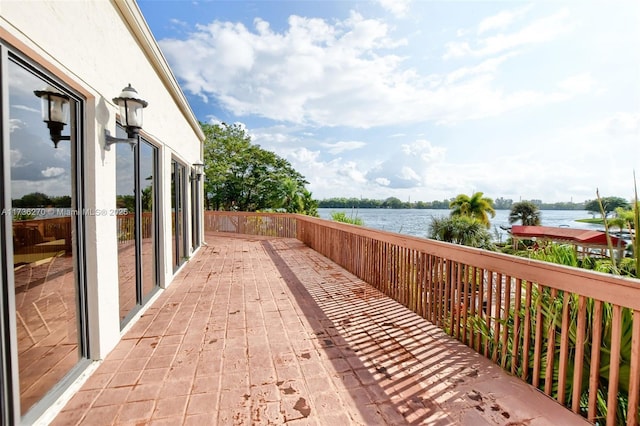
<box><xmin>113</xmin><ymin>0</ymin><xmax>205</xmax><ymax>142</ymax></box>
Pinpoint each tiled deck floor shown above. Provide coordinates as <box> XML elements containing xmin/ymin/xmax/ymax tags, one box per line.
<box><xmin>50</xmin><ymin>233</ymin><xmax>588</xmax><ymax>425</ymax></box>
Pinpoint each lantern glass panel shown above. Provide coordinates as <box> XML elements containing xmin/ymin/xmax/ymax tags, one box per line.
<box><xmin>121</xmin><ymin>100</ymin><xmax>144</xmax><ymax>128</ymax></box>
<box><xmin>41</xmin><ymin>93</ymin><xmax>69</xmax><ymax>124</ymax></box>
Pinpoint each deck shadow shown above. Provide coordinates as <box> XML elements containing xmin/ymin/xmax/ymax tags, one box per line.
<box><xmin>259</xmin><ymin>238</ymin><xmax>575</xmax><ymax>425</ymax></box>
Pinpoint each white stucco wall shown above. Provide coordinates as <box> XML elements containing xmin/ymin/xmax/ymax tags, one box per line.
<box><xmin>1</xmin><ymin>0</ymin><xmax>204</xmax><ymax>358</ymax></box>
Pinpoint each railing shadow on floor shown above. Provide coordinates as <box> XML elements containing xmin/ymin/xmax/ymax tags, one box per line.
<box><xmin>259</xmin><ymin>237</ymin><xmax>578</xmax><ymax>424</ymax></box>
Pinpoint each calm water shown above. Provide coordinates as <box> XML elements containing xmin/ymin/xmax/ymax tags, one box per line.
<box><xmin>317</xmin><ymin>208</ymin><xmax>601</xmax><ymax>242</ymax></box>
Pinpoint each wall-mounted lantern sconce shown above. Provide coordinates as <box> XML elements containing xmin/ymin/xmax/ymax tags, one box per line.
<box><xmin>104</xmin><ymin>84</ymin><xmax>148</xmax><ymax>150</ymax></box>
<box><xmin>191</xmin><ymin>162</ymin><xmax>204</xmax><ymax>181</ymax></box>
<box><xmin>34</xmin><ymin>87</ymin><xmax>71</xmax><ymax>148</ymax></box>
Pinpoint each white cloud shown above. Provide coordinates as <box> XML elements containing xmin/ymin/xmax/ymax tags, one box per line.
<box><xmin>477</xmin><ymin>5</ymin><xmax>533</xmax><ymax>34</ymax></box>
<box><xmin>452</xmin><ymin>112</ymin><xmax>640</xmax><ymax>202</ymax></box>
<box><xmin>375</xmin><ymin>177</ymin><xmax>391</xmax><ymax>186</ymax></box>
<box><xmin>444</xmin><ymin>8</ymin><xmax>572</xmax><ymax>59</ymax></box>
<box><xmin>12</xmin><ymin>105</ymin><xmax>40</xmax><ymax>114</ymax></box>
<box><xmin>273</xmin><ymin>106</ymin><xmax>640</xmax><ymax>202</ymax></box>
<box><xmin>377</xmin><ymin>0</ymin><xmax>412</xmax><ymax>18</ymax></box>
<box><xmin>160</xmin><ymin>12</ymin><xmax>408</xmax><ymax>125</ymax></box>
<box><xmin>557</xmin><ymin>73</ymin><xmax>596</xmax><ymax>95</ymax></box>
<box><xmin>41</xmin><ymin>167</ymin><xmax>65</xmax><ymax>178</ymax></box>
<box><xmin>366</xmin><ymin>139</ymin><xmax>445</xmax><ymax>189</ymax></box>
<box><xmin>170</xmin><ymin>18</ymin><xmax>189</xmax><ymax>28</ymax></box>
<box><xmin>10</xmin><ymin>149</ymin><xmax>28</xmax><ymax>168</ymax></box>
<box><xmin>281</xmin><ymin>146</ymin><xmax>370</xmax><ymax>197</ymax></box>
<box><xmin>144</xmin><ymin>1</ymin><xmax>639</xmax><ymax>203</ymax></box>
<box><xmin>444</xmin><ymin>53</ymin><xmax>514</xmax><ymax>84</ymax></box>
<box><xmin>160</xmin><ymin>9</ymin><xmax>582</xmax><ymax>129</ymax></box>
<box><xmin>398</xmin><ymin>166</ymin><xmax>421</xmax><ymax>182</ymax></box>
<box><xmin>321</xmin><ymin>140</ymin><xmax>366</xmax><ymax>154</ymax></box>
<box><xmin>582</xmin><ymin>112</ymin><xmax>640</xmax><ymax>138</ymax></box>
<box><xmin>9</xmin><ymin>119</ymin><xmax>24</xmax><ymax>133</ymax></box>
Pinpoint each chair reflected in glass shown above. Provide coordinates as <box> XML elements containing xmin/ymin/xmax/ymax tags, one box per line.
<box><xmin>12</xmin><ymin>217</ymin><xmax>78</xmax><ymax>410</ymax></box>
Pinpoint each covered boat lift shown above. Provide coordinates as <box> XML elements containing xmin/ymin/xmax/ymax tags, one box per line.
<box><xmin>510</xmin><ymin>225</ymin><xmax>628</xmax><ymax>259</ymax></box>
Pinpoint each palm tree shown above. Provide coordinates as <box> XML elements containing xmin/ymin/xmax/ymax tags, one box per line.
<box><xmin>509</xmin><ymin>201</ymin><xmax>542</xmax><ymax>226</ymax></box>
<box><xmin>428</xmin><ymin>215</ymin><xmax>495</xmax><ymax>250</ymax></box>
<box><xmin>279</xmin><ymin>178</ymin><xmax>303</xmax><ymax>213</ymax></box>
<box><xmin>607</xmin><ymin>207</ymin><xmax>632</xmax><ymax>233</ymax></box>
<box><xmin>300</xmin><ymin>189</ymin><xmax>319</xmax><ymax>217</ymax></box>
<box><xmin>449</xmin><ymin>192</ymin><xmax>496</xmax><ymax>228</ymax></box>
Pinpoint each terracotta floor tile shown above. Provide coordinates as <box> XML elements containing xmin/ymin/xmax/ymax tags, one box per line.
<box><xmin>95</xmin><ymin>358</ymin><xmax>123</xmax><ymax>374</ymax></box>
<box><xmin>117</xmin><ymin>399</ymin><xmax>155</xmax><ymax>422</ymax></box>
<box><xmin>148</xmin><ymin>417</ymin><xmax>184</xmax><ymax>426</ymax></box>
<box><xmin>79</xmin><ymin>404</ymin><xmax>121</xmax><ymax>425</ymax></box>
<box><xmin>186</xmin><ymin>393</ymin><xmax>218</xmax><ymax>415</ymax></box>
<box><xmin>159</xmin><ymin>377</ymin><xmax>193</xmax><ymax>397</ymax></box>
<box><xmin>118</xmin><ymin>357</ymin><xmax>148</xmax><ymax>373</ymax></box>
<box><xmin>191</xmin><ymin>375</ymin><xmax>219</xmax><ymax>394</ymax></box>
<box><xmin>138</xmin><ymin>367</ymin><xmax>169</xmax><ymax>385</ymax></box>
<box><xmin>81</xmin><ymin>372</ymin><xmax>114</xmax><ymax>391</ymax></box>
<box><xmin>59</xmin><ymin>388</ymin><xmax>101</xmax><ymax>412</ymax></box>
<box><xmin>108</xmin><ymin>371</ymin><xmax>140</xmax><ymax>388</ymax></box>
<box><xmin>145</xmin><ymin>355</ymin><xmax>174</xmax><ymax>369</ymax></box>
<box><xmin>152</xmin><ymin>395</ymin><xmax>188</xmax><ymax>419</ymax></box>
<box><xmin>50</xmin><ymin>233</ymin><xmax>588</xmax><ymax>426</ymax></box>
<box><xmin>184</xmin><ymin>413</ymin><xmax>216</xmax><ymax>425</ymax></box>
<box><xmin>127</xmin><ymin>383</ymin><xmax>162</xmax><ymax>402</ymax></box>
<box><xmin>48</xmin><ymin>408</ymin><xmax>84</xmax><ymax>426</ymax></box>
<box><xmin>92</xmin><ymin>386</ymin><xmax>131</xmax><ymax>407</ymax></box>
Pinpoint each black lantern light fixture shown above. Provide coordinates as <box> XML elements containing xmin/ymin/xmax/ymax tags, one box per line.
<box><xmin>105</xmin><ymin>84</ymin><xmax>148</xmax><ymax>150</ymax></box>
<box><xmin>34</xmin><ymin>87</ymin><xmax>71</xmax><ymax>148</ymax></box>
<box><xmin>191</xmin><ymin>162</ymin><xmax>204</xmax><ymax>181</ymax></box>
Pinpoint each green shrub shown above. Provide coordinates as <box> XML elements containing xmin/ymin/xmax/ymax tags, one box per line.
<box><xmin>331</xmin><ymin>211</ymin><xmax>363</xmax><ymax>226</ymax></box>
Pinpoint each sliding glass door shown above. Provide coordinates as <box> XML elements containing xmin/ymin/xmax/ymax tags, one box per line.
<box><xmin>3</xmin><ymin>47</ymin><xmax>88</xmax><ymax>422</ymax></box>
<box><xmin>116</xmin><ymin>130</ymin><xmax>159</xmax><ymax>327</ymax></box>
<box><xmin>191</xmin><ymin>167</ymin><xmax>201</xmax><ymax>250</ymax></box>
<box><xmin>171</xmin><ymin>160</ymin><xmax>188</xmax><ymax>271</ymax></box>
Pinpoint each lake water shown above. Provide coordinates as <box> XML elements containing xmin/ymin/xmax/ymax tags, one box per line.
<box><xmin>317</xmin><ymin>208</ymin><xmax>601</xmax><ymax>242</ymax></box>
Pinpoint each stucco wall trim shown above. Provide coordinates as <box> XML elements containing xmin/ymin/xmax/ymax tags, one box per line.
<box><xmin>113</xmin><ymin>0</ymin><xmax>205</xmax><ymax>143</ymax></box>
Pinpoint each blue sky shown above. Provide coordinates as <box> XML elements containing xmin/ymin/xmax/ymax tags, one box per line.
<box><xmin>138</xmin><ymin>0</ymin><xmax>640</xmax><ymax>203</ymax></box>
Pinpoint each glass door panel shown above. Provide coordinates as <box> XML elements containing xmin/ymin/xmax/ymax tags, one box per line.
<box><xmin>115</xmin><ymin>132</ymin><xmax>135</xmax><ymax>322</ymax></box>
<box><xmin>8</xmin><ymin>58</ymin><xmax>81</xmax><ymax>416</ymax></box>
<box><xmin>116</xmin><ymin>133</ymin><xmax>158</xmax><ymax>325</ymax></box>
<box><xmin>140</xmin><ymin>140</ymin><xmax>157</xmax><ymax>301</ymax></box>
<box><xmin>171</xmin><ymin>160</ymin><xmax>187</xmax><ymax>270</ymax></box>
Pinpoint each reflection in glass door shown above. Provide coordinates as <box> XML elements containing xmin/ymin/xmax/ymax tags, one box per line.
<box><xmin>140</xmin><ymin>140</ymin><xmax>158</xmax><ymax>303</ymax></box>
<box><xmin>115</xmin><ymin>134</ymin><xmax>135</xmax><ymax>321</ymax></box>
<box><xmin>7</xmin><ymin>55</ymin><xmax>86</xmax><ymax>417</ymax></box>
<box><xmin>191</xmin><ymin>168</ymin><xmax>201</xmax><ymax>250</ymax></box>
<box><xmin>171</xmin><ymin>160</ymin><xmax>188</xmax><ymax>271</ymax></box>
<box><xmin>116</xmin><ymin>130</ymin><xmax>158</xmax><ymax>326</ymax></box>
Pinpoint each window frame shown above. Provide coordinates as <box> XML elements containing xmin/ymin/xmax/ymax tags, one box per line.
<box><xmin>0</xmin><ymin>42</ymin><xmax>90</xmax><ymax>425</ymax></box>
<box><xmin>116</xmin><ymin>126</ymin><xmax>161</xmax><ymax>329</ymax></box>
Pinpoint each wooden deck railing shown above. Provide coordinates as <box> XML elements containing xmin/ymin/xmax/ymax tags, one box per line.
<box><xmin>13</xmin><ymin>216</ymin><xmax>73</xmax><ymax>260</ymax></box>
<box><xmin>205</xmin><ymin>211</ymin><xmax>640</xmax><ymax>425</ymax></box>
<box><xmin>204</xmin><ymin>211</ymin><xmax>297</xmax><ymax>237</ymax></box>
<box><xmin>116</xmin><ymin>213</ymin><xmax>155</xmax><ymax>244</ymax></box>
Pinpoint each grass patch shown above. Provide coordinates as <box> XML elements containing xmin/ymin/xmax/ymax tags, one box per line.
<box><xmin>331</xmin><ymin>211</ymin><xmax>364</xmax><ymax>226</ymax></box>
<box><xmin>575</xmin><ymin>218</ymin><xmax>603</xmax><ymax>224</ymax></box>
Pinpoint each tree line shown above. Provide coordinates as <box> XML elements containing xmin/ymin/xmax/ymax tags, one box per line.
<box><xmin>318</xmin><ymin>196</ymin><xmax>589</xmax><ymax>211</ymax></box>
<box><xmin>12</xmin><ymin>192</ymin><xmax>71</xmax><ymax>208</ymax></box>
